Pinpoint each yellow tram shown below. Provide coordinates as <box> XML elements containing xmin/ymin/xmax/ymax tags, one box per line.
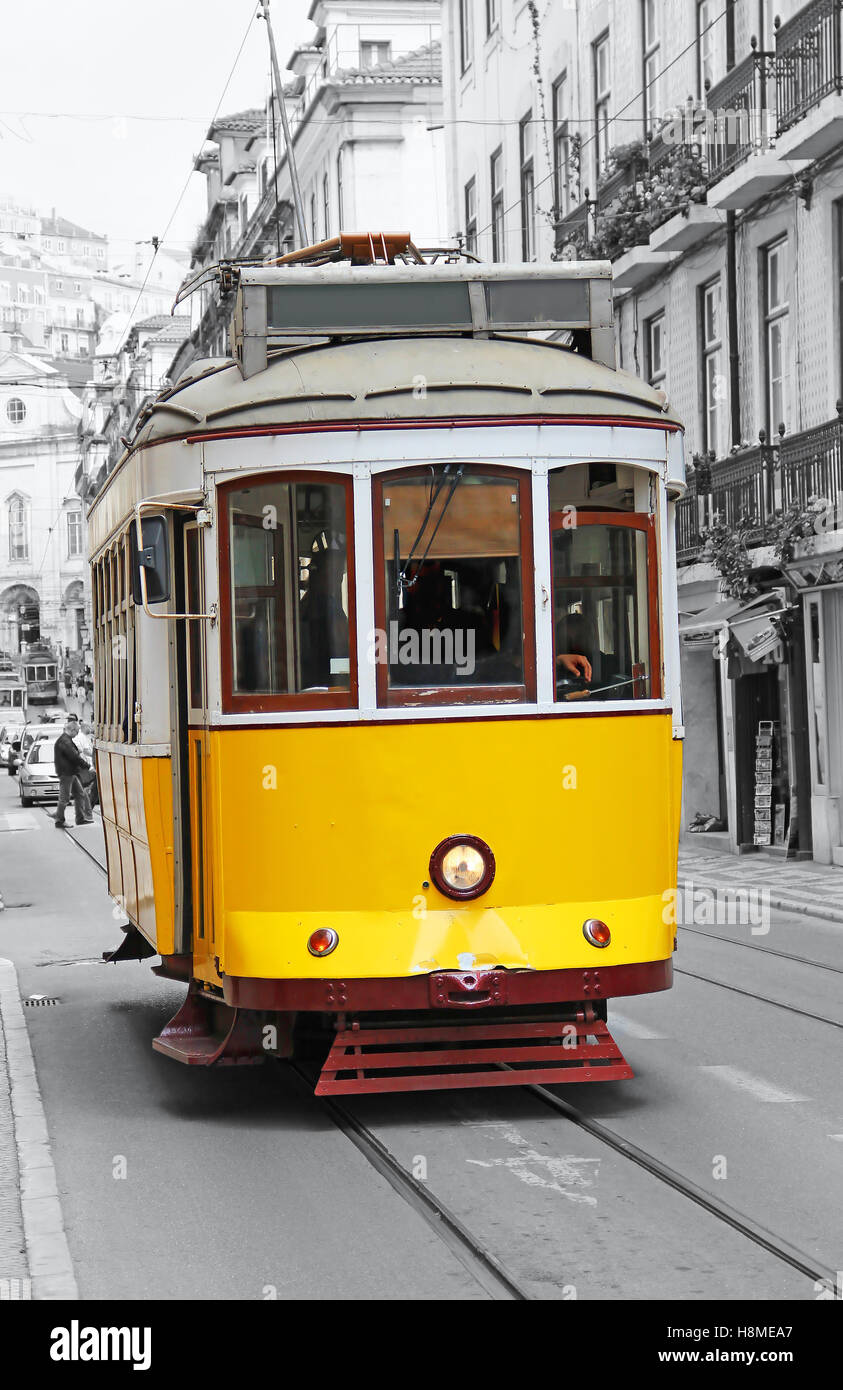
<box><xmin>89</xmin><ymin>237</ymin><xmax>685</xmax><ymax>1094</ymax></box>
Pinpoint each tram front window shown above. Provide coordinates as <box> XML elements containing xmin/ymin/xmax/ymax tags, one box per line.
<box><xmin>552</xmin><ymin>519</ymin><xmax>655</xmax><ymax>702</ymax></box>
<box><xmin>379</xmin><ymin>468</ymin><xmax>529</xmax><ymax>697</ymax></box>
<box><xmin>225</xmin><ymin>478</ymin><xmax>352</xmax><ymax>702</ymax></box>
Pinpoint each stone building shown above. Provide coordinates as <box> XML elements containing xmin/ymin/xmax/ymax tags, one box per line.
<box><xmin>0</xmin><ymin>349</ymin><xmax>87</xmax><ymax>660</ymax></box>
<box><xmin>443</xmin><ymin>0</ymin><xmax>843</xmax><ymax>863</ymax></box>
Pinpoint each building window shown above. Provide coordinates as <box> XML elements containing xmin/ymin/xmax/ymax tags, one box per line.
<box><xmin>700</xmin><ymin>278</ymin><xmax>725</xmax><ymax>457</ymax></box>
<box><xmin>486</xmin><ymin>0</ymin><xmax>498</xmax><ymax>34</ymax></box>
<box><xmin>323</xmin><ymin>173</ymin><xmax>330</xmax><ymax>239</ymax></box>
<box><xmin>519</xmin><ymin>113</ymin><xmax>536</xmax><ymax>261</ymax></box>
<box><xmin>6</xmin><ymin>398</ymin><xmax>26</xmax><ymax>424</ymax></box>
<box><xmin>552</xmin><ymin>73</ymin><xmax>570</xmax><ymax>220</ymax></box>
<box><xmin>490</xmin><ymin>147</ymin><xmax>504</xmax><ymax>262</ymax></box>
<box><xmin>55</xmin><ymin>279</ymin><xmax>63</xmax><ymax>292</ymax></box>
<box><xmin>646</xmin><ymin>313</ymin><xmax>666</xmax><ymax>388</ymax></box>
<box><xmin>96</xmin><ymin>246</ymin><xmax>104</xmax><ymax>260</ymax></box>
<box><xmin>73</xmin><ymin>281</ymin><xmax>81</xmax><ymax>293</ymax></box>
<box><xmin>464</xmin><ymin>177</ymin><xmax>477</xmax><ymax>255</ymax></box>
<box><xmin>697</xmin><ymin>0</ymin><xmax>716</xmax><ymax>96</ymax></box>
<box><xmin>67</xmin><ymin>511</ymin><xmax>83</xmax><ymax>558</ymax></box>
<box><xmin>459</xmin><ymin>0</ymin><xmax>473</xmax><ymax>73</ymax></box>
<box><xmin>764</xmin><ymin>238</ymin><xmax>789</xmax><ymax>433</ymax></box>
<box><xmin>8</xmin><ymin>494</ymin><xmax>29</xmax><ymax>562</ymax></box>
<box><xmin>360</xmin><ymin>40</ymin><xmax>391</xmax><ymax>68</ymax></box>
<box><xmin>642</xmin><ymin>0</ymin><xmax>660</xmax><ymax>135</ymax></box>
<box><xmin>594</xmin><ymin>31</ymin><xmax>611</xmax><ymax>178</ymax></box>
<box><xmin>337</xmin><ymin>148</ymin><xmax>345</xmax><ymax>229</ymax></box>
<box><xmin>60</xmin><ymin>333</ymin><xmax>69</xmax><ymax>353</ymax></box>
<box><xmin>57</xmin><ymin>240</ymin><xmax>65</xmax><ymax>253</ymax></box>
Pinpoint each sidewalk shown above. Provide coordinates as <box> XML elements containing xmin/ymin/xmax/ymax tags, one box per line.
<box><xmin>679</xmin><ymin>843</ymin><xmax>843</xmax><ymax>924</ymax></box>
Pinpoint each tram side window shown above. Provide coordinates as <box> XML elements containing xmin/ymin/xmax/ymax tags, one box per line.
<box><xmin>552</xmin><ymin>521</ymin><xmax>656</xmax><ymax>702</ymax></box>
<box><xmin>378</xmin><ymin>468</ymin><xmax>530</xmax><ymax>699</ymax></box>
<box><xmin>92</xmin><ymin>532</ymin><xmax>138</xmax><ymax>741</ymax></box>
<box><xmin>224</xmin><ymin>478</ymin><xmax>352</xmax><ymax>703</ymax></box>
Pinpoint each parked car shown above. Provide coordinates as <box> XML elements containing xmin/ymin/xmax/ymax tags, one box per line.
<box><xmin>18</xmin><ymin>732</ymin><xmax>61</xmax><ymax>807</ymax></box>
<box><xmin>7</xmin><ymin>717</ymin><xmax>64</xmax><ymax>776</ymax></box>
<box><xmin>0</xmin><ymin>718</ymin><xmax>26</xmax><ymax>768</ymax></box>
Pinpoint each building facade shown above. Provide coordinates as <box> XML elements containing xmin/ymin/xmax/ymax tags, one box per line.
<box><xmin>0</xmin><ymin>350</ymin><xmax>88</xmax><ymax>661</ymax></box>
<box><xmin>443</xmin><ymin>0</ymin><xmax>843</xmax><ymax>864</ymax></box>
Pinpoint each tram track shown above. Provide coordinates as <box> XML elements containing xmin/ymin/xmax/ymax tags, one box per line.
<box><xmin>679</xmin><ymin>924</ymin><xmax>843</xmax><ymax>976</ymax></box>
<box><xmin>287</xmin><ymin>1063</ymin><xmax>531</xmax><ymax>1301</ymax></box>
<box><xmin>518</xmin><ymin>1077</ymin><xmax>843</xmax><ymax>1297</ymax></box>
<box><xmin>674</xmin><ymin>965</ymin><xmax>843</xmax><ymax>1030</ymax></box>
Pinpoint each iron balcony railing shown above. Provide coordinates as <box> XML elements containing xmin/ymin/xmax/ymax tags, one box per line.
<box><xmin>780</xmin><ymin>406</ymin><xmax>843</xmax><ymax>511</ymax></box>
<box><xmin>775</xmin><ymin>0</ymin><xmax>843</xmax><ymax>133</ymax></box>
<box><xmin>705</xmin><ymin>44</ymin><xmax>776</xmax><ymax>184</ymax></box>
<box><xmin>676</xmin><ymin>473</ymin><xmax>701</xmax><ymax>563</ymax></box>
<box><xmin>676</xmin><ymin>409</ymin><xmax>843</xmax><ymax>564</ymax></box>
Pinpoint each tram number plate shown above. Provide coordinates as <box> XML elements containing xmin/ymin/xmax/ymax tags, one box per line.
<box><xmin>429</xmin><ymin>969</ymin><xmax>508</xmax><ymax>1008</ymax></box>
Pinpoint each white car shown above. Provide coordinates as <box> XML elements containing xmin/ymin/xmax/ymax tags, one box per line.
<box><xmin>18</xmin><ymin>732</ymin><xmax>61</xmax><ymax>807</ymax></box>
<box><xmin>0</xmin><ymin>720</ymin><xmax>26</xmax><ymax>768</ymax></box>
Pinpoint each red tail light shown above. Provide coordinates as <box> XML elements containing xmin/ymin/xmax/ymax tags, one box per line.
<box><xmin>583</xmin><ymin>918</ymin><xmax>611</xmax><ymax>948</ymax></box>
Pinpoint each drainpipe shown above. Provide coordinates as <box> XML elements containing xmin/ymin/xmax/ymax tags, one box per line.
<box><xmin>725</xmin><ymin>1</ymin><xmax>740</xmax><ymax>448</ymax></box>
<box><xmin>727</xmin><ymin>213</ymin><xmax>741</xmax><ymax>447</ymax></box>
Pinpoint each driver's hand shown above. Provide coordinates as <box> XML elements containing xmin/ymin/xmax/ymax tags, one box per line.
<box><xmin>557</xmin><ymin>652</ymin><xmax>593</xmax><ymax>682</ymax></box>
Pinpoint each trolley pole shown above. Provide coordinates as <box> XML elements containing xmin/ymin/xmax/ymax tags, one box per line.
<box><xmin>259</xmin><ymin>0</ymin><xmax>309</xmax><ymax>249</ymax></box>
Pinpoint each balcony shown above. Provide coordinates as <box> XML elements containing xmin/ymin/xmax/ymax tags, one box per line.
<box><xmin>676</xmin><ymin>410</ymin><xmax>843</xmax><ymax>564</ymax></box>
<box><xmin>774</xmin><ymin>0</ymin><xmax>843</xmax><ymax>159</ymax></box>
<box><xmin>705</xmin><ymin>46</ymin><xmax>804</xmax><ymax>207</ymax></box>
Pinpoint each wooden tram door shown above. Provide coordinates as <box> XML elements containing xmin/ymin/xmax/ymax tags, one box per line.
<box><xmin>183</xmin><ymin>523</ymin><xmax>215</xmax><ymax>980</ymax></box>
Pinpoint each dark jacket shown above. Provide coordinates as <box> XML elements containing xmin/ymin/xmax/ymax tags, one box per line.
<box><xmin>54</xmin><ymin>733</ymin><xmax>88</xmax><ymax>779</ymax></box>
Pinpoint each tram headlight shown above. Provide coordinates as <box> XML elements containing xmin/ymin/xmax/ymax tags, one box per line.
<box><xmin>308</xmin><ymin>928</ymin><xmax>339</xmax><ymax>957</ymax></box>
<box><xmin>583</xmin><ymin>918</ymin><xmax>611</xmax><ymax>948</ymax></box>
<box><xmin>429</xmin><ymin>836</ymin><xmax>496</xmax><ymax>901</ymax></box>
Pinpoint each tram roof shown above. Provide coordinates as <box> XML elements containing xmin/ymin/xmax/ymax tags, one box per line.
<box><xmin>131</xmin><ymin>333</ymin><xmax>680</xmax><ymax>450</ymax></box>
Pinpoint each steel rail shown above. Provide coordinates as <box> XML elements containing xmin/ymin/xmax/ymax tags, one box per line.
<box><xmin>521</xmin><ymin>1077</ymin><xmax>842</xmax><ymax>1296</ymax></box>
<box><xmin>679</xmin><ymin>924</ymin><xmax>843</xmax><ymax>976</ymax></box>
<box><xmin>288</xmin><ymin>1063</ymin><xmax>530</xmax><ymax>1302</ymax></box>
<box><xmin>674</xmin><ymin>966</ymin><xmax>843</xmax><ymax>1030</ymax></box>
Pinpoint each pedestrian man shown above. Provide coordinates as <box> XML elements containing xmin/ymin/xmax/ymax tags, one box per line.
<box><xmin>52</xmin><ymin>714</ymin><xmax>93</xmax><ymax>828</ymax></box>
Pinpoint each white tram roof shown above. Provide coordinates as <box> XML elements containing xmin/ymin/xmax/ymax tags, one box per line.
<box><xmin>131</xmin><ymin>333</ymin><xmax>680</xmax><ymax>451</ymax></box>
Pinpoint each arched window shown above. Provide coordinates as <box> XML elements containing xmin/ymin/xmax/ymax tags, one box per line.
<box><xmin>8</xmin><ymin>494</ymin><xmax>29</xmax><ymax>563</ymax></box>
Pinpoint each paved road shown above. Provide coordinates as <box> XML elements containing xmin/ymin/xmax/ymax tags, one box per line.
<box><xmin>1</xmin><ymin>771</ymin><xmax>841</xmax><ymax>1301</ymax></box>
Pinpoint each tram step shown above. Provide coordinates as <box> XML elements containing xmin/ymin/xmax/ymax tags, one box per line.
<box><xmin>314</xmin><ymin>1014</ymin><xmax>633</xmax><ymax>1095</ymax></box>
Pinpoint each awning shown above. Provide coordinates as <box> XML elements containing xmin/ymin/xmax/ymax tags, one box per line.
<box><xmin>679</xmin><ymin>589</ymin><xmax>789</xmax><ymax>660</ymax></box>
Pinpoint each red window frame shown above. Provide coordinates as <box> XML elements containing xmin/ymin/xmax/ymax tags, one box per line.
<box><xmin>550</xmin><ymin>508</ymin><xmax>662</xmax><ymax>702</ymax></box>
<box><xmin>218</xmin><ymin>471</ymin><xmax>357</xmax><ymax>714</ymax></box>
<box><xmin>372</xmin><ymin>463</ymin><xmax>537</xmax><ymax>708</ymax></box>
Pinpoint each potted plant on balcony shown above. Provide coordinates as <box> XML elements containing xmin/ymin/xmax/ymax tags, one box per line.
<box><xmin>700</xmin><ymin>513</ymin><xmax>760</xmax><ymax>601</ymax></box>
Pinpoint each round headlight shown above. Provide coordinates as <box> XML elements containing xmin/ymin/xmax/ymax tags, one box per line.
<box><xmin>429</xmin><ymin>836</ymin><xmax>495</xmax><ymax>901</ymax></box>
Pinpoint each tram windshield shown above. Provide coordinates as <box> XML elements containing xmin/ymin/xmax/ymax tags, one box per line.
<box><xmin>225</xmin><ymin>478</ymin><xmax>352</xmax><ymax>699</ymax></box>
<box><xmin>379</xmin><ymin>469</ymin><xmax>527</xmax><ymax>695</ymax></box>
<box><xmin>552</xmin><ymin>518</ymin><xmax>656</xmax><ymax>702</ymax></box>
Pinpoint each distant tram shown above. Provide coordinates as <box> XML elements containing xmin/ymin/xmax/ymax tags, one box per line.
<box><xmin>0</xmin><ymin>661</ymin><xmax>27</xmax><ymax>718</ymax></box>
<box><xmin>90</xmin><ymin>236</ymin><xmax>685</xmax><ymax>1095</ymax></box>
<box><xmin>21</xmin><ymin>643</ymin><xmax>60</xmax><ymax>704</ymax></box>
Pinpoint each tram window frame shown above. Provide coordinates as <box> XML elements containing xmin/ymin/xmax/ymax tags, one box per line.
<box><xmin>372</xmin><ymin>463</ymin><xmax>537</xmax><ymax>709</ymax></box>
<box><xmin>218</xmin><ymin>471</ymin><xmax>357</xmax><ymax>715</ymax></box>
<box><xmin>184</xmin><ymin>523</ymin><xmax>206</xmax><ymax>721</ymax></box>
<box><xmin>92</xmin><ymin>528</ymin><xmax>138</xmax><ymax>743</ymax></box>
<box><xmin>550</xmin><ymin>510</ymin><xmax>661</xmax><ymax>703</ymax></box>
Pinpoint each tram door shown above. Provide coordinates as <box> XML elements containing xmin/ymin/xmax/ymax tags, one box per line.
<box><xmin>183</xmin><ymin>523</ymin><xmax>214</xmax><ymax>978</ymax></box>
